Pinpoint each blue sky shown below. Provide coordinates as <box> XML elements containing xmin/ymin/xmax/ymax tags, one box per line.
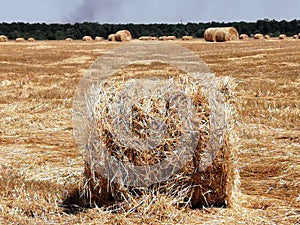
<box><xmin>0</xmin><ymin>0</ymin><xmax>299</xmax><ymax>24</ymax></box>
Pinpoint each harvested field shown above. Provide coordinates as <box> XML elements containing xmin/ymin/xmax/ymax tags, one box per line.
<box><xmin>0</xmin><ymin>39</ymin><xmax>299</xmax><ymax>224</ymax></box>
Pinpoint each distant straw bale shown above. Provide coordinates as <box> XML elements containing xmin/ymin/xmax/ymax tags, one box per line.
<box><xmin>115</xmin><ymin>30</ymin><xmax>132</xmax><ymax>42</ymax></box>
<box><xmin>166</xmin><ymin>36</ymin><xmax>177</xmax><ymax>40</ymax></box>
<box><xmin>254</xmin><ymin>34</ymin><xmax>264</xmax><ymax>40</ymax></box>
<box><xmin>239</xmin><ymin>34</ymin><xmax>249</xmax><ymax>40</ymax></box>
<box><xmin>159</xmin><ymin>36</ymin><xmax>168</xmax><ymax>41</ymax></box>
<box><xmin>279</xmin><ymin>34</ymin><xmax>287</xmax><ymax>39</ymax></box>
<box><xmin>83</xmin><ymin>36</ymin><xmax>93</xmax><ymax>42</ymax></box>
<box><xmin>27</xmin><ymin>38</ymin><xmax>36</xmax><ymax>42</ymax></box>
<box><xmin>182</xmin><ymin>36</ymin><xmax>193</xmax><ymax>40</ymax></box>
<box><xmin>108</xmin><ymin>34</ymin><xmax>116</xmax><ymax>41</ymax></box>
<box><xmin>95</xmin><ymin>36</ymin><xmax>104</xmax><ymax>42</ymax></box>
<box><xmin>139</xmin><ymin>36</ymin><xmax>158</xmax><ymax>41</ymax></box>
<box><xmin>65</xmin><ymin>38</ymin><xmax>73</xmax><ymax>42</ymax></box>
<box><xmin>264</xmin><ymin>35</ymin><xmax>271</xmax><ymax>40</ymax></box>
<box><xmin>15</xmin><ymin>38</ymin><xmax>26</xmax><ymax>42</ymax></box>
<box><xmin>204</xmin><ymin>27</ymin><xmax>239</xmax><ymax>42</ymax></box>
<box><xmin>0</xmin><ymin>35</ymin><xmax>8</xmax><ymax>42</ymax></box>
<box><xmin>293</xmin><ymin>35</ymin><xmax>299</xmax><ymax>39</ymax></box>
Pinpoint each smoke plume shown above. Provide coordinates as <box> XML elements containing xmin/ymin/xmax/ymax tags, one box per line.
<box><xmin>67</xmin><ymin>0</ymin><xmax>121</xmax><ymax>23</ymax></box>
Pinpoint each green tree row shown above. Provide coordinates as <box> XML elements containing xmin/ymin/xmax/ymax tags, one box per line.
<box><xmin>0</xmin><ymin>19</ymin><xmax>299</xmax><ymax>40</ymax></box>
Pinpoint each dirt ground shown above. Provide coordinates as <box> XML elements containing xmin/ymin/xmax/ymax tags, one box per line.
<box><xmin>0</xmin><ymin>38</ymin><xmax>299</xmax><ymax>224</ymax></box>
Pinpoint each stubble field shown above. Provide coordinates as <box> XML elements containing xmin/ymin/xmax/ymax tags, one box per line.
<box><xmin>0</xmin><ymin>38</ymin><xmax>299</xmax><ymax>224</ymax></box>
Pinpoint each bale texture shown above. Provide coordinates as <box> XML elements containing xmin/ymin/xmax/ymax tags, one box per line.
<box><xmin>0</xmin><ymin>35</ymin><xmax>8</xmax><ymax>42</ymax></box>
<box><xmin>95</xmin><ymin>36</ymin><xmax>104</xmax><ymax>42</ymax></box>
<box><xmin>115</xmin><ymin>30</ymin><xmax>132</xmax><ymax>42</ymax></box>
<box><xmin>83</xmin><ymin>69</ymin><xmax>239</xmax><ymax>211</ymax></box>
<box><xmin>83</xmin><ymin>36</ymin><xmax>93</xmax><ymax>42</ymax></box>
<box><xmin>182</xmin><ymin>36</ymin><xmax>193</xmax><ymax>40</ymax></box>
<box><xmin>15</xmin><ymin>38</ymin><xmax>26</xmax><ymax>42</ymax></box>
<box><xmin>108</xmin><ymin>34</ymin><xmax>116</xmax><ymax>41</ymax></box>
<box><xmin>254</xmin><ymin>34</ymin><xmax>264</xmax><ymax>40</ymax></box>
<box><xmin>204</xmin><ymin>27</ymin><xmax>239</xmax><ymax>42</ymax></box>
<box><xmin>279</xmin><ymin>34</ymin><xmax>287</xmax><ymax>39</ymax></box>
<box><xmin>239</xmin><ymin>34</ymin><xmax>249</xmax><ymax>40</ymax></box>
<box><xmin>27</xmin><ymin>38</ymin><xmax>36</xmax><ymax>42</ymax></box>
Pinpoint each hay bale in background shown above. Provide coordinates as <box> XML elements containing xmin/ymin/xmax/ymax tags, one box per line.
<box><xmin>83</xmin><ymin>36</ymin><xmax>93</xmax><ymax>42</ymax></box>
<box><xmin>108</xmin><ymin>34</ymin><xmax>116</xmax><ymax>41</ymax></box>
<box><xmin>166</xmin><ymin>36</ymin><xmax>177</xmax><ymax>40</ymax></box>
<box><xmin>254</xmin><ymin>34</ymin><xmax>264</xmax><ymax>40</ymax></box>
<box><xmin>293</xmin><ymin>35</ymin><xmax>299</xmax><ymax>39</ymax></box>
<box><xmin>83</xmin><ymin>72</ymin><xmax>239</xmax><ymax>210</ymax></box>
<box><xmin>15</xmin><ymin>38</ymin><xmax>26</xmax><ymax>42</ymax></box>
<box><xmin>264</xmin><ymin>35</ymin><xmax>271</xmax><ymax>40</ymax></box>
<box><xmin>65</xmin><ymin>38</ymin><xmax>73</xmax><ymax>42</ymax></box>
<box><xmin>182</xmin><ymin>36</ymin><xmax>193</xmax><ymax>40</ymax></box>
<box><xmin>204</xmin><ymin>27</ymin><xmax>239</xmax><ymax>42</ymax></box>
<box><xmin>139</xmin><ymin>36</ymin><xmax>158</xmax><ymax>41</ymax></box>
<box><xmin>279</xmin><ymin>34</ymin><xmax>287</xmax><ymax>40</ymax></box>
<box><xmin>239</xmin><ymin>34</ymin><xmax>249</xmax><ymax>40</ymax></box>
<box><xmin>115</xmin><ymin>30</ymin><xmax>132</xmax><ymax>42</ymax></box>
<box><xmin>0</xmin><ymin>35</ymin><xmax>8</xmax><ymax>42</ymax></box>
<box><xmin>159</xmin><ymin>36</ymin><xmax>168</xmax><ymax>41</ymax></box>
<box><xmin>95</xmin><ymin>36</ymin><xmax>104</xmax><ymax>42</ymax></box>
<box><xmin>27</xmin><ymin>37</ymin><xmax>36</xmax><ymax>42</ymax></box>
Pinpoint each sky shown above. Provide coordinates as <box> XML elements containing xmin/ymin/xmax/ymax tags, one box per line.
<box><xmin>0</xmin><ymin>0</ymin><xmax>299</xmax><ymax>24</ymax></box>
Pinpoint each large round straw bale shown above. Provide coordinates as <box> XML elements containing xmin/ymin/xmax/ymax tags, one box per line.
<box><xmin>65</xmin><ymin>38</ymin><xmax>73</xmax><ymax>42</ymax></box>
<box><xmin>81</xmin><ymin>73</ymin><xmax>238</xmax><ymax>209</ymax></box>
<box><xmin>15</xmin><ymin>37</ymin><xmax>26</xmax><ymax>42</ymax></box>
<box><xmin>264</xmin><ymin>35</ymin><xmax>271</xmax><ymax>40</ymax></box>
<box><xmin>279</xmin><ymin>34</ymin><xmax>287</xmax><ymax>39</ymax></box>
<box><xmin>254</xmin><ymin>34</ymin><xmax>264</xmax><ymax>39</ymax></box>
<box><xmin>83</xmin><ymin>36</ymin><xmax>93</xmax><ymax>42</ymax></box>
<box><xmin>108</xmin><ymin>34</ymin><xmax>116</xmax><ymax>41</ymax></box>
<box><xmin>204</xmin><ymin>27</ymin><xmax>238</xmax><ymax>42</ymax></box>
<box><xmin>182</xmin><ymin>36</ymin><xmax>193</xmax><ymax>40</ymax></box>
<box><xmin>27</xmin><ymin>37</ymin><xmax>36</xmax><ymax>42</ymax></box>
<box><xmin>115</xmin><ymin>30</ymin><xmax>132</xmax><ymax>42</ymax></box>
<box><xmin>95</xmin><ymin>36</ymin><xmax>104</xmax><ymax>42</ymax></box>
<box><xmin>0</xmin><ymin>35</ymin><xmax>8</xmax><ymax>42</ymax></box>
<box><xmin>239</xmin><ymin>34</ymin><xmax>249</xmax><ymax>40</ymax></box>
<box><xmin>293</xmin><ymin>35</ymin><xmax>299</xmax><ymax>39</ymax></box>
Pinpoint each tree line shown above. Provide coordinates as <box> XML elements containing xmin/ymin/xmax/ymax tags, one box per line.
<box><xmin>0</xmin><ymin>19</ymin><xmax>299</xmax><ymax>40</ymax></box>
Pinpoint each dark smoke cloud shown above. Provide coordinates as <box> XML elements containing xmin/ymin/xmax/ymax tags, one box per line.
<box><xmin>66</xmin><ymin>0</ymin><xmax>121</xmax><ymax>23</ymax></box>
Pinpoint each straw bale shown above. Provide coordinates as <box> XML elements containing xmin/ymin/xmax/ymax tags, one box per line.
<box><xmin>204</xmin><ymin>27</ymin><xmax>238</xmax><ymax>42</ymax></box>
<box><xmin>83</xmin><ymin>72</ymin><xmax>239</xmax><ymax>210</ymax></box>
<box><xmin>166</xmin><ymin>36</ymin><xmax>177</xmax><ymax>40</ymax></box>
<box><xmin>65</xmin><ymin>38</ymin><xmax>73</xmax><ymax>42</ymax></box>
<box><xmin>108</xmin><ymin>34</ymin><xmax>116</xmax><ymax>41</ymax></box>
<box><xmin>279</xmin><ymin>34</ymin><xmax>287</xmax><ymax>39</ymax></box>
<box><xmin>139</xmin><ymin>36</ymin><xmax>157</xmax><ymax>41</ymax></box>
<box><xmin>115</xmin><ymin>30</ymin><xmax>132</xmax><ymax>42</ymax></box>
<box><xmin>15</xmin><ymin>38</ymin><xmax>26</xmax><ymax>42</ymax></box>
<box><xmin>0</xmin><ymin>35</ymin><xmax>8</xmax><ymax>42</ymax></box>
<box><xmin>159</xmin><ymin>36</ymin><xmax>168</xmax><ymax>41</ymax></box>
<box><xmin>182</xmin><ymin>36</ymin><xmax>193</xmax><ymax>40</ymax></box>
<box><xmin>239</xmin><ymin>34</ymin><xmax>249</xmax><ymax>40</ymax></box>
<box><xmin>95</xmin><ymin>36</ymin><xmax>104</xmax><ymax>42</ymax></box>
<box><xmin>254</xmin><ymin>34</ymin><xmax>264</xmax><ymax>40</ymax></box>
<box><xmin>264</xmin><ymin>35</ymin><xmax>271</xmax><ymax>40</ymax></box>
<box><xmin>83</xmin><ymin>36</ymin><xmax>93</xmax><ymax>42</ymax></box>
<box><xmin>27</xmin><ymin>37</ymin><xmax>36</xmax><ymax>42</ymax></box>
<box><xmin>293</xmin><ymin>35</ymin><xmax>299</xmax><ymax>39</ymax></box>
